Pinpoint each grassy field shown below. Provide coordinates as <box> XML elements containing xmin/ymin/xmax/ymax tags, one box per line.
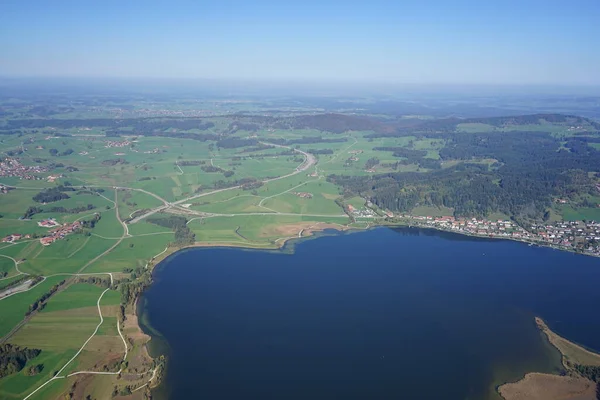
<box><xmin>559</xmin><ymin>205</ymin><xmax>600</xmax><ymax>221</ymax></box>
<box><xmin>0</xmin><ymin>276</ymin><xmax>65</xmax><ymax>337</ymax></box>
<box><xmin>1</xmin><ymin>112</ymin><xmax>599</xmax><ymax>399</ymax></box>
<box><xmin>2</xmin><ymin>283</ymin><xmax>122</xmax><ymax>400</ymax></box>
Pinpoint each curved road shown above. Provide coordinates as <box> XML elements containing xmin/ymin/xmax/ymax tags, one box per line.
<box><xmin>129</xmin><ymin>143</ymin><xmax>316</xmax><ymax>224</ymax></box>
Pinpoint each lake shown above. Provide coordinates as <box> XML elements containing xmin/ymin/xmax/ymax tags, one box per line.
<box><xmin>140</xmin><ymin>227</ymin><xmax>600</xmax><ymax>399</ymax></box>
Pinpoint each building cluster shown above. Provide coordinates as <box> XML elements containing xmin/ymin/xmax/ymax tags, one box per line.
<box><xmin>40</xmin><ymin>221</ymin><xmax>82</xmax><ymax>246</ymax></box>
<box><xmin>46</xmin><ymin>174</ymin><xmax>63</xmax><ymax>183</ymax></box>
<box><xmin>104</xmin><ymin>140</ymin><xmax>131</xmax><ymax>148</ymax></box>
<box><xmin>2</xmin><ymin>233</ymin><xmax>29</xmax><ymax>243</ymax></box>
<box><xmin>0</xmin><ymin>158</ymin><xmax>48</xmax><ymax>180</ymax></box>
<box><xmin>397</xmin><ymin>214</ymin><xmax>600</xmax><ymax>256</ymax></box>
<box><xmin>348</xmin><ymin>205</ymin><xmax>376</xmax><ymax>218</ymax></box>
<box><xmin>294</xmin><ymin>192</ymin><xmax>313</xmax><ymax>199</ymax></box>
<box><xmin>38</xmin><ymin>218</ymin><xmax>61</xmax><ymax>228</ymax></box>
<box><xmin>88</xmin><ymin>106</ymin><xmax>215</xmax><ymax>118</ymax></box>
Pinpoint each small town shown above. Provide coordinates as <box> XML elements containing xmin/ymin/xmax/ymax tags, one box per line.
<box><xmin>2</xmin><ymin>220</ymin><xmax>82</xmax><ymax>246</ymax></box>
<box><xmin>0</xmin><ymin>157</ymin><xmax>48</xmax><ymax>180</ymax></box>
<box><xmin>396</xmin><ymin>214</ymin><xmax>600</xmax><ymax>256</ymax></box>
<box><xmin>104</xmin><ymin>139</ymin><xmax>132</xmax><ymax>148</ymax></box>
<box><xmin>39</xmin><ymin>220</ymin><xmax>82</xmax><ymax>246</ymax></box>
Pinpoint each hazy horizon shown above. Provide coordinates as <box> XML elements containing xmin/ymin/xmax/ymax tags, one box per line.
<box><xmin>1</xmin><ymin>0</ymin><xmax>599</xmax><ymax>86</ymax></box>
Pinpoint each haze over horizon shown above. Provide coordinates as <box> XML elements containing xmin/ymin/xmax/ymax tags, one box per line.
<box><xmin>1</xmin><ymin>0</ymin><xmax>599</xmax><ymax>86</ymax></box>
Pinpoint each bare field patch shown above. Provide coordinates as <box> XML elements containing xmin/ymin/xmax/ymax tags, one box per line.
<box><xmin>262</xmin><ymin>221</ymin><xmax>347</xmax><ymax>240</ymax></box>
<box><xmin>322</xmin><ymin>193</ymin><xmax>340</xmax><ymax>200</ymax></box>
<box><xmin>498</xmin><ymin>373</ymin><xmax>596</xmax><ymax>400</ymax></box>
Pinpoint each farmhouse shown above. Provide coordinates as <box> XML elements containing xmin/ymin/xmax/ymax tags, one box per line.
<box><xmin>38</xmin><ymin>218</ymin><xmax>60</xmax><ymax>228</ymax></box>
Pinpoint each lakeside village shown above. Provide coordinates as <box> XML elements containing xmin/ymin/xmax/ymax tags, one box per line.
<box><xmin>393</xmin><ymin>214</ymin><xmax>600</xmax><ymax>256</ymax></box>
<box><xmin>2</xmin><ymin>218</ymin><xmax>82</xmax><ymax>246</ymax></box>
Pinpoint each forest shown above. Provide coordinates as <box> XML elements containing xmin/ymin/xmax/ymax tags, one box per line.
<box><xmin>0</xmin><ymin>344</ymin><xmax>42</xmax><ymax>378</ymax></box>
<box><xmin>330</xmin><ymin>129</ymin><xmax>600</xmax><ymax>221</ymax></box>
<box><xmin>147</xmin><ymin>215</ymin><xmax>195</xmax><ymax>245</ymax></box>
<box><xmin>32</xmin><ymin>187</ymin><xmax>73</xmax><ymax>203</ymax></box>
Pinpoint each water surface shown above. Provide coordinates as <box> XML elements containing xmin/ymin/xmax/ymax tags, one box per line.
<box><xmin>141</xmin><ymin>227</ymin><xmax>600</xmax><ymax>399</ymax></box>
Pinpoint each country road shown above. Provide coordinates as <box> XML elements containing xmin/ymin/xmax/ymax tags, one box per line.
<box><xmin>128</xmin><ymin>142</ymin><xmax>317</xmax><ymax>223</ymax></box>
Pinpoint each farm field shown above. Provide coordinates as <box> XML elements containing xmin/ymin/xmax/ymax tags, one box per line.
<box><xmin>1</xmin><ymin>94</ymin><xmax>600</xmax><ymax>400</ymax></box>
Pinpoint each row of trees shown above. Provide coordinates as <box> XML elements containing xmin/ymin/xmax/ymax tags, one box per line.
<box><xmin>76</xmin><ymin>276</ymin><xmax>111</xmax><ymax>288</ymax></box>
<box><xmin>23</xmin><ymin>204</ymin><xmax>95</xmax><ymax>219</ymax></box>
<box><xmin>25</xmin><ymin>280</ymin><xmax>65</xmax><ymax>316</ymax></box>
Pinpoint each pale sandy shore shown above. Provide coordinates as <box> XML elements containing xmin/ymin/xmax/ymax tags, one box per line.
<box><xmin>498</xmin><ymin>317</ymin><xmax>600</xmax><ymax>400</ymax></box>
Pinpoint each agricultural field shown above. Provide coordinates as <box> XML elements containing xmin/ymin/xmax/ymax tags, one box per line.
<box><xmin>1</xmin><ymin>93</ymin><xmax>600</xmax><ymax>399</ymax></box>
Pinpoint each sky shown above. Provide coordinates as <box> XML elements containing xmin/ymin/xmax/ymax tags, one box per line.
<box><xmin>1</xmin><ymin>0</ymin><xmax>599</xmax><ymax>85</ymax></box>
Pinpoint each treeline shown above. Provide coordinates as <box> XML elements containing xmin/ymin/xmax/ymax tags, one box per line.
<box><xmin>275</xmin><ymin>114</ymin><xmax>388</xmax><ymax>134</ymax></box>
<box><xmin>307</xmin><ymin>149</ymin><xmax>334</xmax><ymax>155</ymax></box>
<box><xmin>365</xmin><ymin>157</ymin><xmax>380</xmax><ymax>170</ymax></box>
<box><xmin>364</xmin><ymin>113</ymin><xmax>600</xmax><ymax>138</ymax></box>
<box><xmin>107</xmin><ymin>129</ymin><xmax>219</xmax><ymax>142</ymax></box>
<box><xmin>120</xmin><ymin>270</ymin><xmax>152</xmax><ymax>305</ymax></box>
<box><xmin>216</xmin><ymin>138</ymin><xmax>258</xmax><ymax>149</ymax></box>
<box><xmin>227</xmin><ymin>122</ymin><xmax>260</xmax><ymax>133</ymax></box>
<box><xmin>26</xmin><ymin>279</ymin><xmax>65</xmax><ymax>316</ymax></box>
<box><xmin>2</xmin><ymin>117</ymin><xmax>216</xmax><ymax>131</ymax></box>
<box><xmin>0</xmin><ymin>275</ymin><xmax>30</xmax><ymax>291</ymax></box>
<box><xmin>177</xmin><ymin>160</ymin><xmax>206</xmax><ymax>166</ymax></box>
<box><xmin>208</xmin><ymin>177</ymin><xmax>263</xmax><ymax>191</ymax></box>
<box><xmin>101</xmin><ymin>158</ymin><xmax>129</xmax><ymax>166</ymax></box>
<box><xmin>461</xmin><ymin>113</ymin><xmax>596</xmax><ymax>128</ymax></box>
<box><xmin>45</xmin><ymin>204</ymin><xmax>95</xmax><ymax>214</ymax></box>
<box><xmin>80</xmin><ymin>213</ymin><xmax>101</xmax><ymax>229</ymax></box>
<box><xmin>330</xmin><ymin>128</ymin><xmax>600</xmax><ymax>220</ymax></box>
<box><xmin>574</xmin><ymin>364</ymin><xmax>600</xmax><ymax>382</ymax></box>
<box><xmin>0</xmin><ymin>344</ymin><xmax>42</xmax><ymax>378</ymax></box>
<box><xmin>373</xmin><ymin>147</ymin><xmax>440</xmax><ymax>170</ymax></box>
<box><xmin>32</xmin><ymin>186</ymin><xmax>74</xmax><ymax>203</ymax></box>
<box><xmin>329</xmin><ymin>157</ymin><xmax>596</xmax><ymax>221</ymax></box>
<box><xmin>147</xmin><ymin>215</ymin><xmax>195</xmax><ymax>245</ymax></box>
<box><xmin>23</xmin><ymin>204</ymin><xmax>95</xmax><ymax>219</ymax></box>
<box><xmin>49</xmin><ymin>148</ymin><xmax>74</xmax><ymax>157</ymax></box>
<box><xmin>269</xmin><ymin>136</ymin><xmax>348</xmax><ymax>146</ymax></box>
<box><xmin>201</xmin><ymin>165</ymin><xmax>223</xmax><ymax>173</ymax></box>
<box><xmin>374</xmin><ymin>146</ymin><xmax>427</xmax><ymax>160</ymax></box>
<box><xmin>77</xmin><ymin>276</ymin><xmax>111</xmax><ymax>288</ymax></box>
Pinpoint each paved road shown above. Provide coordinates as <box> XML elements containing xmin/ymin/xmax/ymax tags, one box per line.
<box><xmin>129</xmin><ymin>142</ymin><xmax>317</xmax><ymax>223</ymax></box>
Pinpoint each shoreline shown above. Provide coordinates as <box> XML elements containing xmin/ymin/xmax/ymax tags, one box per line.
<box><xmin>497</xmin><ymin>317</ymin><xmax>600</xmax><ymax>400</ymax></box>
<box><xmin>133</xmin><ymin>222</ymin><xmax>353</xmax><ymax>394</ymax></box>
<box><xmin>383</xmin><ymin>219</ymin><xmax>600</xmax><ymax>259</ymax></box>
<box><xmin>133</xmin><ymin>222</ymin><xmax>599</xmax><ymax>396</ymax></box>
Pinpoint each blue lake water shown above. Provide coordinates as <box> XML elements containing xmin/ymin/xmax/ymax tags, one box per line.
<box><xmin>140</xmin><ymin>227</ymin><xmax>600</xmax><ymax>399</ymax></box>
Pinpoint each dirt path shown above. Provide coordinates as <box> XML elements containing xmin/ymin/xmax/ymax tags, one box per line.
<box><xmin>1</xmin><ymin>189</ymin><xmax>127</xmax><ymax>343</ymax></box>
<box><xmin>129</xmin><ymin>142</ymin><xmax>317</xmax><ymax>223</ymax></box>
